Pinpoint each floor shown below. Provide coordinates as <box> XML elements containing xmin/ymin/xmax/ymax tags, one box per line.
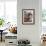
<box><xmin>0</xmin><ymin>41</ymin><xmax>45</xmax><ymax>46</ymax></box>
<box><xmin>0</xmin><ymin>41</ymin><xmax>5</xmax><ymax>46</ymax></box>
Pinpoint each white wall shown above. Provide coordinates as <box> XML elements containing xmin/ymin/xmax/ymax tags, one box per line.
<box><xmin>17</xmin><ymin>0</ymin><xmax>42</xmax><ymax>46</ymax></box>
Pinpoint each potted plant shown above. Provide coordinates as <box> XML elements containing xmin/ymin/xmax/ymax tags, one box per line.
<box><xmin>0</xmin><ymin>18</ymin><xmax>5</xmax><ymax>27</ymax></box>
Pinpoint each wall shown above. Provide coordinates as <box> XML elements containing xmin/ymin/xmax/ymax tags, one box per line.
<box><xmin>17</xmin><ymin>0</ymin><xmax>42</xmax><ymax>46</ymax></box>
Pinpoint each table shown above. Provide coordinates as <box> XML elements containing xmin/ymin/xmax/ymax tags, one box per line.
<box><xmin>0</xmin><ymin>30</ymin><xmax>3</xmax><ymax>42</ymax></box>
<box><xmin>5</xmin><ymin>33</ymin><xmax>17</xmax><ymax>46</ymax></box>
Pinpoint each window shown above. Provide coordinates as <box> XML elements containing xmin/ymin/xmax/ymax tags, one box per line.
<box><xmin>42</xmin><ymin>0</ymin><xmax>46</xmax><ymax>33</ymax></box>
<box><xmin>0</xmin><ymin>0</ymin><xmax>17</xmax><ymax>27</ymax></box>
<box><xmin>42</xmin><ymin>0</ymin><xmax>46</xmax><ymax>26</ymax></box>
<box><xmin>0</xmin><ymin>1</ymin><xmax>4</xmax><ymax>17</ymax></box>
<box><xmin>5</xmin><ymin>1</ymin><xmax>17</xmax><ymax>25</ymax></box>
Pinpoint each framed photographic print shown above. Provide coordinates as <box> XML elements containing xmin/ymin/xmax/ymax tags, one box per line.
<box><xmin>22</xmin><ymin>9</ymin><xmax>35</xmax><ymax>25</ymax></box>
